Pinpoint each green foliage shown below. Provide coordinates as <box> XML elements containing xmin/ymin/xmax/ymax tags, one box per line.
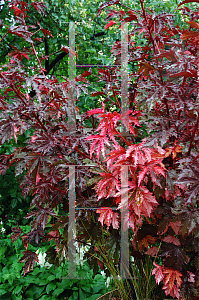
<box><xmin>0</xmin><ymin>230</ymin><xmax>113</xmax><ymax>300</ymax></box>
<box><xmin>0</xmin><ymin>129</ymin><xmax>35</xmax><ymax>233</ymax></box>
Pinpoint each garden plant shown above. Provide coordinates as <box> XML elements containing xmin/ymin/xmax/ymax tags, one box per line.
<box><xmin>0</xmin><ymin>0</ymin><xmax>199</xmax><ymax>300</ymax></box>
<box><xmin>0</xmin><ymin>226</ymin><xmax>113</xmax><ymax>300</ymax></box>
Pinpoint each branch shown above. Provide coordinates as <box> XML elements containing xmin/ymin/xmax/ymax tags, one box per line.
<box><xmin>47</xmin><ymin>52</ymin><xmax>67</xmax><ymax>75</ymax></box>
<box><xmin>44</xmin><ymin>37</ymin><xmax>49</xmax><ymax>73</ymax></box>
<box><xmin>29</xmin><ymin>51</ymin><xmax>67</xmax><ymax>97</ymax></box>
<box><xmin>187</xmin><ymin>111</ymin><xmax>199</xmax><ymax>156</ymax></box>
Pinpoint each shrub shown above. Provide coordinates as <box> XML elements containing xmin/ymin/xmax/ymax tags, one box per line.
<box><xmin>0</xmin><ymin>229</ymin><xmax>113</xmax><ymax>300</ymax></box>
<box><xmin>0</xmin><ymin>0</ymin><xmax>198</xmax><ymax>299</ymax></box>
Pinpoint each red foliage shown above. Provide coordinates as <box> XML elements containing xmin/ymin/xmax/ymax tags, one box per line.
<box><xmin>0</xmin><ymin>0</ymin><xmax>198</xmax><ymax>298</ymax></box>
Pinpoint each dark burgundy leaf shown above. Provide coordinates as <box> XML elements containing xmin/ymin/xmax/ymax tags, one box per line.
<box><xmin>97</xmin><ymin>0</ymin><xmax>120</xmax><ymax>17</ymax></box>
<box><xmin>19</xmin><ymin>251</ymin><xmax>39</xmax><ymax>275</ymax></box>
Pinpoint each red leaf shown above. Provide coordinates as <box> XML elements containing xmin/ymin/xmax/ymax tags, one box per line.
<box><xmin>31</xmin><ymin>2</ymin><xmax>47</xmax><ymax>15</ymax></box>
<box><xmin>41</xmin><ymin>28</ymin><xmax>53</xmax><ymax>38</ymax></box>
<box><xmin>105</xmin><ymin>21</ymin><xmax>116</xmax><ymax>30</ymax></box>
<box><xmin>96</xmin><ymin>207</ymin><xmax>119</xmax><ymax>230</ymax></box>
<box><xmin>86</xmin><ymin>134</ymin><xmax>110</xmax><ymax>161</ymax></box>
<box><xmin>97</xmin><ymin>0</ymin><xmax>120</xmax><ymax>17</ymax></box>
<box><xmin>10</xmin><ymin>223</ymin><xmax>22</xmax><ymax>243</ymax></box>
<box><xmin>138</xmin><ymin>166</ymin><xmax>148</xmax><ymax>187</ymax></box>
<box><xmin>185</xmin><ymin>20</ymin><xmax>199</xmax><ymax>30</ymax></box>
<box><xmin>145</xmin><ymin>246</ymin><xmax>159</xmax><ymax>256</ymax></box>
<box><xmin>34</xmin><ymin>37</ymin><xmax>43</xmax><ymax>42</ymax></box>
<box><xmin>87</xmin><ymin>102</ymin><xmax>105</xmax><ymax>116</ymax></box>
<box><xmin>131</xmin><ymin>186</ymin><xmax>158</xmax><ymax>219</ymax></box>
<box><xmin>98</xmin><ymin>260</ymin><xmax>104</xmax><ymax>270</ymax></box>
<box><xmin>181</xmin><ymin>31</ymin><xmax>199</xmax><ymax>40</ymax></box>
<box><xmin>187</xmin><ymin>271</ymin><xmax>195</xmax><ymax>283</ymax></box>
<box><xmin>163</xmin><ymin>268</ymin><xmax>183</xmax><ymax>291</ymax></box>
<box><xmin>19</xmin><ymin>251</ymin><xmax>39</xmax><ymax>275</ymax></box>
<box><xmin>152</xmin><ymin>262</ymin><xmax>164</xmax><ymax>285</ymax></box>
<box><xmin>138</xmin><ymin>28</ymin><xmax>146</xmax><ymax>36</ymax></box>
<box><xmin>163</xmin><ymin>236</ymin><xmax>181</xmax><ymax>246</ymax></box>
<box><xmin>124</xmin><ymin>11</ymin><xmax>138</xmax><ymax>22</ymax></box>
<box><xmin>36</xmin><ymin>166</ymin><xmax>41</xmax><ymax>184</ymax></box>
<box><xmin>169</xmin><ymin>221</ymin><xmax>181</xmax><ymax>235</ymax></box>
<box><xmin>178</xmin><ymin>0</ymin><xmax>199</xmax><ymax>8</ymax></box>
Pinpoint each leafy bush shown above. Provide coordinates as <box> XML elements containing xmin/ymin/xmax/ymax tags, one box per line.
<box><xmin>0</xmin><ymin>130</ymin><xmax>34</xmax><ymax>233</ymax></box>
<box><xmin>0</xmin><ymin>229</ymin><xmax>113</xmax><ymax>300</ymax></box>
<box><xmin>0</xmin><ymin>0</ymin><xmax>198</xmax><ymax>300</ymax></box>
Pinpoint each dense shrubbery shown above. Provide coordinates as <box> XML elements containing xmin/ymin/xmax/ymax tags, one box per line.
<box><xmin>0</xmin><ymin>227</ymin><xmax>113</xmax><ymax>300</ymax></box>
<box><xmin>0</xmin><ymin>0</ymin><xmax>199</xmax><ymax>299</ymax></box>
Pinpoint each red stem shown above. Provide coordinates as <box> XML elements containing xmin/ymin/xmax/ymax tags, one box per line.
<box><xmin>0</xmin><ymin>32</ymin><xmax>8</xmax><ymax>43</ymax></box>
<box><xmin>187</xmin><ymin>111</ymin><xmax>199</xmax><ymax>156</ymax></box>
<box><xmin>111</xmin><ymin>87</ymin><xmax>121</xmax><ymax>109</ymax></box>
<box><xmin>139</xmin><ymin>0</ymin><xmax>170</xmax><ymax>124</ymax></box>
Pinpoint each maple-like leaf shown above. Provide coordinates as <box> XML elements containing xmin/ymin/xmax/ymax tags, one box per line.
<box><xmin>138</xmin><ymin>234</ymin><xmax>157</xmax><ymax>250</ymax></box>
<box><xmin>95</xmin><ymin>111</ymin><xmax>120</xmax><ymax>136</ymax></box>
<box><xmin>86</xmin><ymin>134</ymin><xmax>110</xmax><ymax>161</ymax></box>
<box><xmin>131</xmin><ymin>186</ymin><xmax>158</xmax><ymax>219</ymax></box>
<box><xmin>169</xmin><ymin>221</ymin><xmax>181</xmax><ymax>235</ymax></box>
<box><xmin>120</xmin><ymin>110</ymin><xmax>142</xmax><ymax>136</ymax></box>
<box><xmin>19</xmin><ymin>251</ymin><xmax>39</xmax><ymax>275</ymax></box>
<box><xmin>95</xmin><ymin>167</ymin><xmax>121</xmax><ymax>200</ymax></box>
<box><xmin>163</xmin><ymin>236</ymin><xmax>180</xmax><ymax>246</ymax></box>
<box><xmin>27</xmin><ymin>132</ymin><xmax>57</xmax><ymax>155</ymax></box>
<box><xmin>8</xmin><ymin>46</ymin><xmax>30</xmax><ymax>61</ymax></box>
<box><xmin>165</xmin><ymin>144</ymin><xmax>183</xmax><ymax>159</ymax></box>
<box><xmin>126</xmin><ymin>139</ymin><xmax>154</xmax><ymax>167</ymax></box>
<box><xmin>48</xmin><ymin>230</ymin><xmax>61</xmax><ymax>246</ymax></box>
<box><xmin>152</xmin><ymin>262</ymin><xmax>164</xmax><ymax>285</ymax></box>
<box><xmin>160</xmin><ymin>243</ymin><xmax>188</xmax><ymax>270</ymax></box>
<box><xmin>10</xmin><ymin>223</ymin><xmax>22</xmax><ymax>243</ymax></box>
<box><xmin>41</xmin><ymin>28</ymin><xmax>53</xmax><ymax>38</ymax></box>
<box><xmin>96</xmin><ymin>207</ymin><xmax>119</xmax><ymax>231</ymax></box>
<box><xmin>24</xmin><ymin>207</ymin><xmax>57</xmax><ymax>230</ymax></box>
<box><xmin>162</xmin><ymin>283</ymin><xmax>181</xmax><ymax>299</ymax></box>
<box><xmin>105</xmin><ymin>146</ymin><xmax>126</xmax><ymax>168</ymax></box>
<box><xmin>187</xmin><ymin>271</ymin><xmax>195</xmax><ymax>283</ymax></box>
<box><xmin>21</xmin><ymin>228</ymin><xmax>45</xmax><ymax>250</ymax></box>
<box><xmin>163</xmin><ymin>268</ymin><xmax>183</xmax><ymax>291</ymax></box>
<box><xmin>145</xmin><ymin>246</ymin><xmax>159</xmax><ymax>256</ymax></box>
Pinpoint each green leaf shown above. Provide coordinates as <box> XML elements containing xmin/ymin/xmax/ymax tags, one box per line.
<box><xmin>79</xmin><ymin>287</ymin><xmax>90</xmax><ymax>300</ymax></box>
<box><xmin>46</xmin><ymin>282</ymin><xmax>57</xmax><ymax>294</ymax></box>
<box><xmin>24</xmin><ymin>284</ymin><xmax>45</xmax><ymax>299</ymax></box>
<box><xmin>92</xmin><ymin>281</ymin><xmax>106</xmax><ymax>294</ymax></box>
<box><xmin>52</xmin><ymin>287</ymin><xmax>65</xmax><ymax>297</ymax></box>
<box><xmin>31</xmin><ymin>267</ymin><xmax>42</xmax><ymax>276</ymax></box>
<box><xmin>0</xmin><ymin>288</ymin><xmax>7</xmax><ymax>295</ymax></box>
<box><xmin>0</xmin><ymin>292</ymin><xmax>12</xmax><ymax>300</ymax></box>
<box><xmin>46</xmin><ymin>274</ymin><xmax>55</xmax><ymax>281</ymax></box>
<box><xmin>39</xmin><ymin>295</ymin><xmax>51</xmax><ymax>300</ymax></box>
<box><xmin>13</xmin><ymin>285</ymin><xmax>23</xmax><ymax>294</ymax></box>
<box><xmin>86</xmin><ymin>294</ymin><xmax>103</xmax><ymax>300</ymax></box>
<box><xmin>57</xmin><ymin>278</ymin><xmax>71</xmax><ymax>289</ymax></box>
<box><xmin>85</xmin><ymin>49</ymin><xmax>97</xmax><ymax>53</ymax></box>
<box><xmin>11</xmin><ymin>295</ymin><xmax>22</xmax><ymax>300</ymax></box>
<box><xmin>0</xmin><ymin>246</ymin><xmax>7</xmax><ymax>258</ymax></box>
<box><xmin>81</xmin><ymin>284</ymin><xmax>92</xmax><ymax>293</ymax></box>
<box><xmin>68</xmin><ymin>291</ymin><xmax>78</xmax><ymax>300</ymax></box>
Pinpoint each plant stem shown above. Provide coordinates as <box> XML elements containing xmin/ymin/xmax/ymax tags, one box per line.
<box><xmin>187</xmin><ymin>110</ymin><xmax>199</xmax><ymax>156</ymax></box>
